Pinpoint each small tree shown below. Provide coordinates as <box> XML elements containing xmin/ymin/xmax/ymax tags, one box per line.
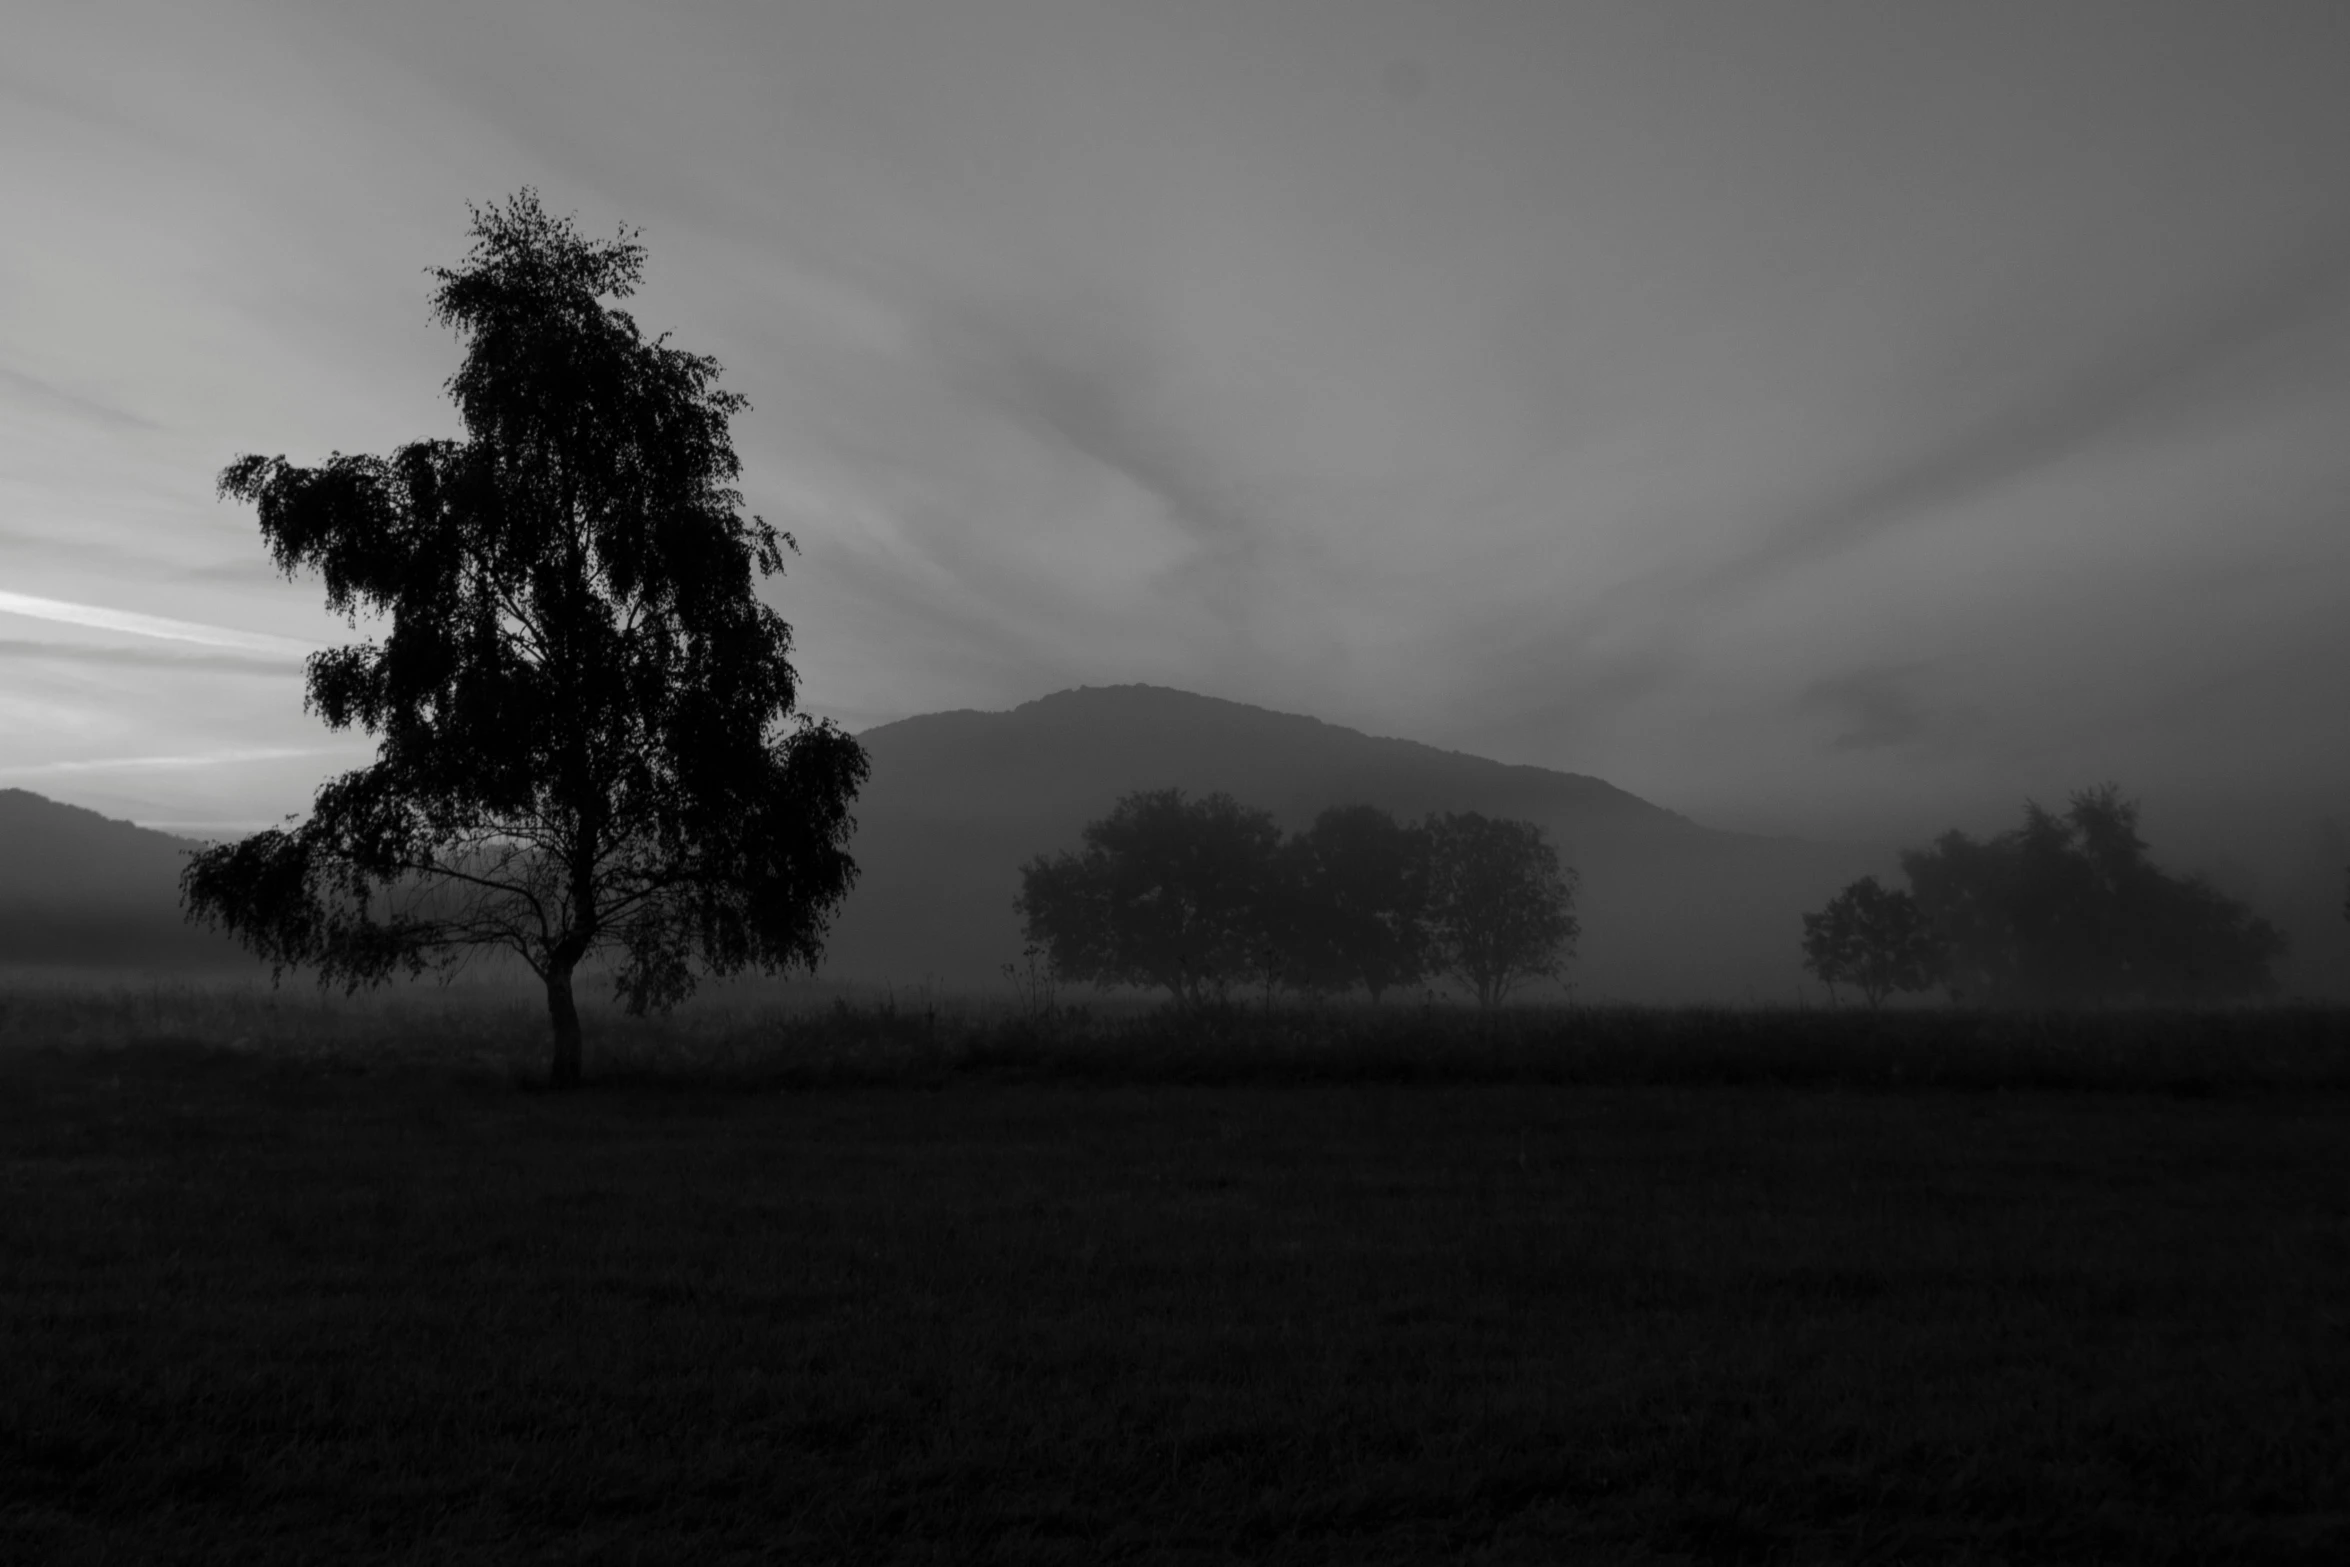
<box><xmin>181</xmin><ymin>192</ymin><xmax>868</xmax><ymax>1087</ymax></box>
<box><xmin>1422</xmin><ymin>812</ymin><xmax>1578</xmax><ymax>1009</ymax></box>
<box><xmin>1278</xmin><ymin>804</ymin><xmax>1430</xmax><ymax>1002</ymax></box>
<box><xmin>1016</xmin><ymin>789</ymin><xmax>1281</xmax><ymax>1009</ymax></box>
<box><xmin>1800</xmin><ymin>875</ymin><xmax>1943</xmax><ymax>1007</ymax></box>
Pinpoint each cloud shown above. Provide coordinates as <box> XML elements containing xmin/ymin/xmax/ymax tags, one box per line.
<box><xmin>1798</xmin><ymin>664</ymin><xmax>1987</xmax><ymax>758</ymax></box>
<box><xmin>0</xmin><ymin>638</ymin><xmax>302</xmax><ymax>674</ymax></box>
<box><xmin>959</xmin><ymin>329</ymin><xmax>1254</xmax><ymax>557</ymax></box>
<box><xmin>0</xmin><ymin>362</ymin><xmax>158</xmax><ymax>432</ymax></box>
<box><xmin>0</xmin><ymin>745</ymin><xmax>346</xmax><ymax>778</ymax></box>
<box><xmin>178</xmin><ymin>557</ymin><xmax>293</xmax><ymax>586</ymax></box>
<box><xmin>0</xmin><ymin>590</ymin><xmax>319</xmax><ymax>656</ymax></box>
<box><xmin>1665</xmin><ymin>228</ymin><xmax>2350</xmax><ymax>612</ymax></box>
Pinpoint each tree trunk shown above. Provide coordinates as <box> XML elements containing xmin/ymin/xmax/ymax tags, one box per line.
<box><xmin>547</xmin><ymin>962</ymin><xmax>584</xmax><ymax>1090</ymax></box>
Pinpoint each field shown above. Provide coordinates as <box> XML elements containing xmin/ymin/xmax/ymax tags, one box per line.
<box><xmin>3</xmin><ymin>981</ymin><xmax>2348</xmax><ymax>1564</ymax></box>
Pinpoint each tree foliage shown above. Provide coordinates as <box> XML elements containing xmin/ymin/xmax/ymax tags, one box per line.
<box><xmin>1800</xmin><ymin>875</ymin><xmax>1943</xmax><ymax>1007</ymax></box>
<box><xmin>182</xmin><ymin>191</ymin><xmax>868</xmax><ymax>1086</ymax></box>
<box><xmin>1015</xmin><ymin>789</ymin><xmax>1282</xmax><ymax>1009</ymax></box>
<box><xmin>1276</xmin><ymin>805</ymin><xmax>1431</xmax><ymax>1001</ymax></box>
<box><xmin>1019</xmin><ymin>796</ymin><xmax>1577</xmax><ymax>1010</ymax></box>
<box><xmin>1420</xmin><ymin>812</ymin><xmax>1580</xmax><ymax>1009</ymax></box>
<box><xmin>1900</xmin><ymin>785</ymin><xmax>2286</xmax><ymax>1006</ymax></box>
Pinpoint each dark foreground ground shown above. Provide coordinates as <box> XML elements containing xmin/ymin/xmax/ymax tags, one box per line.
<box><xmin>3</xmin><ymin>1006</ymin><xmax>2348</xmax><ymax>1564</ymax></box>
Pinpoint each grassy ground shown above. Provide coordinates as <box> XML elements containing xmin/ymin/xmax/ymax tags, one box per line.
<box><xmin>2</xmin><ymin>994</ymin><xmax>2347</xmax><ymax>1563</ymax></box>
<box><xmin>6</xmin><ymin>972</ymin><xmax>2349</xmax><ymax>1093</ymax></box>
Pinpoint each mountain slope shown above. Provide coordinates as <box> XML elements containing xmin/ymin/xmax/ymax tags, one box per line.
<box><xmin>824</xmin><ymin>685</ymin><xmax>1881</xmax><ymax>1001</ymax></box>
<box><xmin>0</xmin><ymin>790</ymin><xmax>255</xmax><ymax>970</ymax></box>
<box><xmin>852</xmin><ymin>684</ymin><xmax>1688</xmax><ymax>832</ymax></box>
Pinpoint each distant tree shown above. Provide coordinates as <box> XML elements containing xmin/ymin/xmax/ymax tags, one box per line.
<box><xmin>1421</xmin><ymin>812</ymin><xmax>1579</xmax><ymax>1009</ymax></box>
<box><xmin>1901</xmin><ymin>784</ymin><xmax>2285</xmax><ymax>1006</ymax></box>
<box><xmin>1278</xmin><ymin>804</ymin><xmax>1431</xmax><ymax>1001</ymax></box>
<box><xmin>181</xmin><ymin>191</ymin><xmax>868</xmax><ymax>1088</ymax></box>
<box><xmin>1016</xmin><ymin>789</ymin><xmax>1282</xmax><ymax>1009</ymax></box>
<box><xmin>2131</xmin><ymin>870</ymin><xmax>2294</xmax><ymax>1003</ymax></box>
<box><xmin>1800</xmin><ymin>875</ymin><xmax>1943</xmax><ymax>1007</ymax></box>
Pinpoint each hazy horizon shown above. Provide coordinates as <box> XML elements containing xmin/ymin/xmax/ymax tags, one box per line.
<box><xmin>5</xmin><ymin>1</ymin><xmax>2348</xmax><ymax>864</ymax></box>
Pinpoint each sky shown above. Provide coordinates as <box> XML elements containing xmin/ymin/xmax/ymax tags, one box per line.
<box><xmin>4</xmin><ymin>0</ymin><xmax>2347</xmax><ymax>859</ymax></box>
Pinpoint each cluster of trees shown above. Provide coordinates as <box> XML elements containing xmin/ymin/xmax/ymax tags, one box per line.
<box><xmin>1803</xmin><ymin>786</ymin><xmax>2290</xmax><ymax>1007</ymax></box>
<box><xmin>1016</xmin><ymin>791</ymin><xmax>1579</xmax><ymax>1009</ymax></box>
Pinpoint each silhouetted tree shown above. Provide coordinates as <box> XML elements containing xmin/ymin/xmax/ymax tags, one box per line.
<box><xmin>1422</xmin><ymin>812</ymin><xmax>1578</xmax><ymax>1009</ymax></box>
<box><xmin>1016</xmin><ymin>789</ymin><xmax>1282</xmax><ymax>1009</ymax></box>
<box><xmin>1277</xmin><ymin>804</ymin><xmax>1431</xmax><ymax>1001</ymax></box>
<box><xmin>1901</xmin><ymin>785</ymin><xmax>2285</xmax><ymax>1006</ymax></box>
<box><xmin>182</xmin><ymin>191</ymin><xmax>867</xmax><ymax>1088</ymax></box>
<box><xmin>1800</xmin><ymin>875</ymin><xmax>1943</xmax><ymax>1007</ymax></box>
<box><xmin>2130</xmin><ymin>869</ymin><xmax>2293</xmax><ymax>1003</ymax></box>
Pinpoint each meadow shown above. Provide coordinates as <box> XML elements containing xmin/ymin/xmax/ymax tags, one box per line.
<box><xmin>3</xmin><ymin>978</ymin><xmax>2347</xmax><ymax>1563</ymax></box>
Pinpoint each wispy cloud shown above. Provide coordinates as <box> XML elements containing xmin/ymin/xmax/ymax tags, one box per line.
<box><xmin>1661</xmin><ymin>228</ymin><xmax>2350</xmax><ymax>613</ymax></box>
<box><xmin>935</xmin><ymin>300</ymin><xmax>1262</xmax><ymax>562</ymax></box>
<box><xmin>0</xmin><ymin>363</ymin><xmax>159</xmax><ymax>432</ymax></box>
<box><xmin>1798</xmin><ymin>664</ymin><xmax>1988</xmax><ymax>759</ymax></box>
<box><xmin>0</xmin><ymin>746</ymin><xmax>348</xmax><ymax>778</ymax></box>
<box><xmin>0</xmin><ymin>591</ymin><xmax>318</xmax><ymax>656</ymax></box>
<box><xmin>0</xmin><ymin>638</ymin><xmax>302</xmax><ymax>673</ymax></box>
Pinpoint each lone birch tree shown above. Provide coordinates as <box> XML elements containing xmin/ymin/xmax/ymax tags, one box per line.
<box><xmin>182</xmin><ymin>191</ymin><xmax>867</xmax><ymax>1087</ymax></box>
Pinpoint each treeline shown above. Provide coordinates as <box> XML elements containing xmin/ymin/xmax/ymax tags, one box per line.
<box><xmin>1022</xmin><ymin>783</ymin><xmax>2304</xmax><ymax>1015</ymax></box>
<box><xmin>1016</xmin><ymin>791</ymin><xmax>1578</xmax><ymax>1009</ymax></box>
<box><xmin>1803</xmin><ymin>785</ymin><xmax>2290</xmax><ymax>1007</ymax></box>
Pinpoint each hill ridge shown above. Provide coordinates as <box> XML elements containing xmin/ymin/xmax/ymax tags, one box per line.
<box><xmin>856</xmin><ymin>682</ymin><xmax>1700</xmax><ymax>834</ymax></box>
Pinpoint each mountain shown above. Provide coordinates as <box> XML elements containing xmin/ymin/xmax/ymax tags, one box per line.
<box><xmin>0</xmin><ymin>687</ymin><xmax>1884</xmax><ymax>998</ymax></box>
<box><xmin>0</xmin><ymin>790</ymin><xmax>256</xmax><ymax>971</ymax></box>
<box><xmin>822</xmin><ymin>685</ymin><xmax>1882</xmax><ymax>1001</ymax></box>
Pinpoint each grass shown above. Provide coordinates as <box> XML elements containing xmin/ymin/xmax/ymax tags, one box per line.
<box><xmin>6</xmin><ymin>971</ymin><xmax>2349</xmax><ymax>1093</ymax></box>
<box><xmin>2</xmin><ymin>983</ymin><xmax>2347</xmax><ymax>1562</ymax></box>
